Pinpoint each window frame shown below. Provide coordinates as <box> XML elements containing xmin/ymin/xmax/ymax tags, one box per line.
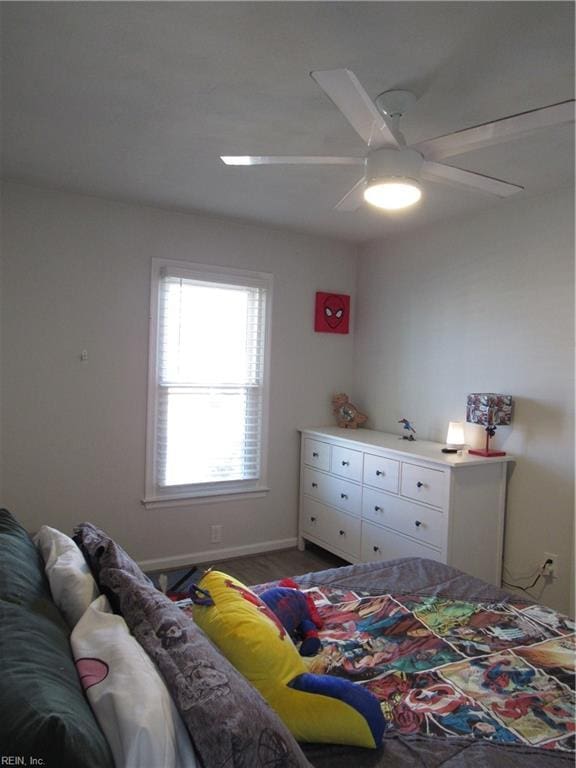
<box><xmin>143</xmin><ymin>258</ymin><xmax>272</xmax><ymax>508</ymax></box>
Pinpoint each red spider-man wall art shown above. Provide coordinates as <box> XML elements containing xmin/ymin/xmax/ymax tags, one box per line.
<box><xmin>314</xmin><ymin>292</ymin><xmax>350</xmax><ymax>334</ymax></box>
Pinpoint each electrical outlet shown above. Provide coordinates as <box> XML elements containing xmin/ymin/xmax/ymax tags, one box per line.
<box><xmin>543</xmin><ymin>553</ymin><xmax>559</xmax><ymax>578</ymax></box>
<box><xmin>210</xmin><ymin>524</ymin><xmax>222</xmax><ymax>544</ymax></box>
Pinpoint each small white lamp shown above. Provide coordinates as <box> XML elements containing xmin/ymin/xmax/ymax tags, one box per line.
<box><xmin>442</xmin><ymin>421</ymin><xmax>465</xmax><ymax>454</ymax></box>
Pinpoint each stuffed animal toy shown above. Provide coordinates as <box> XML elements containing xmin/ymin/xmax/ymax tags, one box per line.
<box><xmin>259</xmin><ymin>578</ymin><xmax>323</xmax><ymax>656</ymax></box>
<box><xmin>193</xmin><ymin>571</ymin><xmax>386</xmax><ymax>749</ymax></box>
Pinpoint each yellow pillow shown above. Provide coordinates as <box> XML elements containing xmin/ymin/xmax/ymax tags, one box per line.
<box><xmin>193</xmin><ymin>571</ymin><xmax>385</xmax><ymax>748</ymax></box>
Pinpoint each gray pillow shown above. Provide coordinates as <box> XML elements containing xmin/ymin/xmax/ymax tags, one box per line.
<box><xmin>73</xmin><ymin>522</ymin><xmax>152</xmax><ymax>611</ymax></box>
<box><xmin>100</xmin><ymin>566</ymin><xmax>311</xmax><ymax>768</ymax></box>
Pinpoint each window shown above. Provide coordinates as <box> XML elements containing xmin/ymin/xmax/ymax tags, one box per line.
<box><xmin>144</xmin><ymin>260</ymin><xmax>272</xmax><ymax>505</ymax></box>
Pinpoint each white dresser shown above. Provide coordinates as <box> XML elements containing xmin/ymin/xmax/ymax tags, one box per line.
<box><xmin>298</xmin><ymin>427</ymin><xmax>512</xmax><ymax>585</ymax></box>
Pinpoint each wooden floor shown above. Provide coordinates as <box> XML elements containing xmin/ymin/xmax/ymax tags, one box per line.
<box><xmin>209</xmin><ymin>543</ymin><xmax>347</xmax><ymax>585</ymax></box>
<box><xmin>149</xmin><ymin>543</ymin><xmax>347</xmax><ymax>590</ymax></box>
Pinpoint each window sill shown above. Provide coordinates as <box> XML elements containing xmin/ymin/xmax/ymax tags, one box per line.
<box><xmin>141</xmin><ymin>487</ymin><xmax>270</xmax><ymax>509</ymax></box>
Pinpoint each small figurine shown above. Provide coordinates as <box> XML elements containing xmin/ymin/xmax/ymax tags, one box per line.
<box><xmin>398</xmin><ymin>418</ymin><xmax>416</xmax><ymax>441</ymax></box>
<box><xmin>259</xmin><ymin>578</ymin><xmax>324</xmax><ymax>656</ymax></box>
<box><xmin>332</xmin><ymin>393</ymin><xmax>368</xmax><ymax>429</ymax></box>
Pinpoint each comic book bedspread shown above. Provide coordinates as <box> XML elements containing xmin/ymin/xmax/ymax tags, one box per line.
<box><xmin>303</xmin><ymin>586</ymin><xmax>575</xmax><ymax>753</ymax></box>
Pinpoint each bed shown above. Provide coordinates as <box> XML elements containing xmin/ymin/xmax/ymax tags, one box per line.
<box><xmin>277</xmin><ymin>558</ymin><xmax>575</xmax><ymax>767</ymax></box>
<box><xmin>1</xmin><ymin>509</ymin><xmax>573</xmax><ymax>768</ymax></box>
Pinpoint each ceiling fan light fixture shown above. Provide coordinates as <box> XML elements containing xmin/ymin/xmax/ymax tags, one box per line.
<box><xmin>220</xmin><ymin>155</ymin><xmax>254</xmax><ymax>165</ymax></box>
<box><xmin>219</xmin><ymin>70</ymin><xmax>568</xmax><ymax>212</ymax></box>
<box><xmin>363</xmin><ymin>179</ymin><xmax>422</xmax><ymax>210</ymax></box>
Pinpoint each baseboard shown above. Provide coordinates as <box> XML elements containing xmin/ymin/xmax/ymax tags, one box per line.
<box><xmin>138</xmin><ymin>537</ymin><xmax>299</xmax><ymax>573</ymax></box>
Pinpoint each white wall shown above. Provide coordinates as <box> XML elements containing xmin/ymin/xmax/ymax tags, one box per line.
<box><xmin>2</xmin><ymin>182</ymin><xmax>574</xmax><ymax>615</ymax></box>
<box><xmin>0</xmin><ymin>182</ymin><xmax>357</xmax><ymax>566</ymax></box>
<box><xmin>354</xmin><ymin>188</ymin><xmax>574</xmax><ymax>615</ymax></box>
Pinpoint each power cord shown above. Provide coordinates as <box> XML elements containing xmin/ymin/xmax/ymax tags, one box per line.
<box><xmin>502</xmin><ymin>558</ymin><xmax>553</xmax><ymax>594</ymax></box>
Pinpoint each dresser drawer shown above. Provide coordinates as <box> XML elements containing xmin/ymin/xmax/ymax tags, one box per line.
<box><xmin>302</xmin><ymin>468</ymin><xmax>361</xmax><ymax>516</ymax></box>
<box><xmin>327</xmin><ymin>476</ymin><xmax>361</xmax><ymax>517</ymax></box>
<box><xmin>362</xmin><ymin>487</ymin><xmax>445</xmax><ymax>548</ymax></box>
<box><xmin>322</xmin><ymin>507</ymin><xmax>361</xmax><ymax>559</ymax></box>
<box><xmin>300</xmin><ymin>498</ymin><xmax>360</xmax><ymax>560</ymax></box>
<box><xmin>303</xmin><ymin>438</ymin><xmax>331</xmax><ymax>471</ymax></box>
<box><xmin>363</xmin><ymin>453</ymin><xmax>399</xmax><ymax>493</ymax></box>
<box><xmin>300</xmin><ymin>497</ymin><xmax>325</xmax><ymax>537</ymax></box>
<box><xmin>331</xmin><ymin>445</ymin><xmax>363</xmax><ymax>482</ymax></box>
<box><xmin>361</xmin><ymin>520</ymin><xmax>444</xmax><ymax>564</ymax></box>
<box><xmin>401</xmin><ymin>463</ymin><xmax>446</xmax><ymax>509</ymax></box>
<box><xmin>302</xmin><ymin>467</ymin><xmax>327</xmax><ymax>503</ymax></box>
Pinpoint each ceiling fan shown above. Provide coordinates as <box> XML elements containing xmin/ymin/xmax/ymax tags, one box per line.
<box><xmin>221</xmin><ymin>69</ymin><xmax>574</xmax><ymax>211</ymax></box>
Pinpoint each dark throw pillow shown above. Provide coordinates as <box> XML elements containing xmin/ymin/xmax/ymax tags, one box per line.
<box><xmin>0</xmin><ymin>509</ymin><xmax>114</xmax><ymax>768</ymax></box>
<box><xmin>0</xmin><ymin>507</ymin><xmax>51</xmax><ymax>605</ymax></box>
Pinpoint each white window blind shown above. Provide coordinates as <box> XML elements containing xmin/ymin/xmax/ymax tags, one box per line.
<box><xmin>148</xmin><ymin>263</ymin><xmax>271</xmax><ymax>500</ymax></box>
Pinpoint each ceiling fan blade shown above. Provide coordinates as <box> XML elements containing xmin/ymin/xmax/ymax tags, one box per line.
<box><xmin>220</xmin><ymin>155</ymin><xmax>363</xmax><ymax>166</ymax></box>
<box><xmin>414</xmin><ymin>100</ymin><xmax>575</xmax><ymax>161</ymax></box>
<box><xmin>422</xmin><ymin>161</ymin><xmax>523</xmax><ymax>197</ymax></box>
<box><xmin>335</xmin><ymin>177</ymin><xmax>366</xmax><ymax>211</ymax></box>
<box><xmin>311</xmin><ymin>69</ymin><xmax>401</xmax><ymax>149</ymax></box>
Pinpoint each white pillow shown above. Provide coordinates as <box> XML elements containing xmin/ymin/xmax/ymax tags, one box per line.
<box><xmin>34</xmin><ymin>524</ymin><xmax>99</xmax><ymax>627</ymax></box>
<box><xmin>71</xmin><ymin>595</ymin><xmax>197</xmax><ymax>768</ymax></box>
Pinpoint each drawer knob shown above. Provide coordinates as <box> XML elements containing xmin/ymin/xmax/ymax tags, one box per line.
<box><xmin>376</xmin><ymin>469</ymin><xmax>385</xmax><ymax>477</ymax></box>
<box><xmin>310</xmin><ymin>516</ymin><xmax>316</xmax><ymax>522</ymax></box>
<box><xmin>374</xmin><ymin>505</ymin><xmax>383</xmax><ymax>512</ymax></box>
<box><xmin>415</xmin><ymin>520</ymin><xmax>422</xmax><ymax>527</ymax></box>
<box><xmin>340</xmin><ymin>493</ymin><xmax>348</xmax><ymax>500</ymax></box>
<box><xmin>312</xmin><ymin>452</ymin><xmax>319</xmax><ymax>458</ymax></box>
<box><xmin>373</xmin><ymin>545</ymin><xmax>380</xmax><ymax>553</ymax></box>
<box><xmin>416</xmin><ymin>481</ymin><xmax>425</xmax><ymax>488</ymax></box>
<box><xmin>341</xmin><ymin>460</ymin><xmax>350</xmax><ymax>467</ymax></box>
<box><xmin>339</xmin><ymin>529</ymin><xmax>345</xmax><ymax>536</ymax></box>
<box><xmin>311</xmin><ymin>482</ymin><xmax>318</xmax><ymax>488</ymax></box>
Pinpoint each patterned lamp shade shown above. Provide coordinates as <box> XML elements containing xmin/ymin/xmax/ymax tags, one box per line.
<box><xmin>466</xmin><ymin>394</ymin><xmax>513</xmax><ymax>427</ymax></box>
<box><xmin>466</xmin><ymin>394</ymin><xmax>512</xmax><ymax>457</ymax></box>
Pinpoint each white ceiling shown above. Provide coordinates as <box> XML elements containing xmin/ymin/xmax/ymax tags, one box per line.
<box><xmin>1</xmin><ymin>2</ymin><xmax>574</xmax><ymax>243</ymax></box>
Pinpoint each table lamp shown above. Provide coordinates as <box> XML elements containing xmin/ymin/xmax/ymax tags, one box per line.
<box><xmin>442</xmin><ymin>421</ymin><xmax>465</xmax><ymax>453</ymax></box>
<box><xmin>466</xmin><ymin>393</ymin><xmax>512</xmax><ymax>457</ymax></box>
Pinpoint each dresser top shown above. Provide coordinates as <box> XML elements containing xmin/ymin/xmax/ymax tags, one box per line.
<box><xmin>300</xmin><ymin>426</ymin><xmax>514</xmax><ymax>468</ymax></box>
